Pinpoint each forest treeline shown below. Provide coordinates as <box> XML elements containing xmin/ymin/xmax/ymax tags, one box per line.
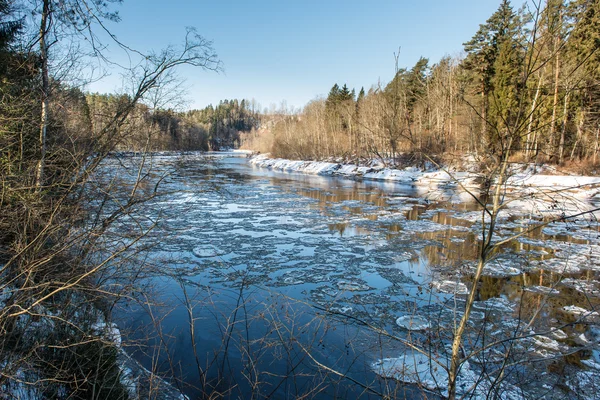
<box><xmin>243</xmin><ymin>0</ymin><xmax>599</xmax><ymax>170</ymax></box>
<box><xmin>87</xmin><ymin>94</ymin><xmax>261</xmax><ymax>151</ymax></box>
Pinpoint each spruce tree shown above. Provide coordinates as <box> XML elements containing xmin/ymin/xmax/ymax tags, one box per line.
<box><xmin>326</xmin><ymin>83</ymin><xmax>341</xmax><ymax>105</ymax></box>
<box><xmin>406</xmin><ymin>57</ymin><xmax>429</xmax><ymax>110</ymax></box>
<box><xmin>565</xmin><ymin>0</ymin><xmax>600</xmax><ymax>160</ymax></box>
<box><xmin>568</xmin><ymin>0</ymin><xmax>600</xmax><ymax>77</ymax></box>
<box><xmin>0</xmin><ymin>0</ymin><xmax>20</xmax><ymax>50</ymax></box>
<box><xmin>340</xmin><ymin>84</ymin><xmax>352</xmax><ymax>101</ymax></box>
<box><xmin>357</xmin><ymin>87</ymin><xmax>365</xmax><ymax>103</ymax></box>
<box><xmin>463</xmin><ymin>0</ymin><xmax>525</xmax><ymax>155</ymax></box>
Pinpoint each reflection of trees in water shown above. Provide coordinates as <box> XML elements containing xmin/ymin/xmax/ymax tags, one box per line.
<box><xmin>296</xmin><ymin>186</ymin><xmax>390</xmax><ymax>210</ymax></box>
<box><xmin>420</xmin><ymin>234</ymin><xmax>478</xmax><ymax>268</ymax></box>
<box><xmin>329</xmin><ymin>222</ymin><xmax>348</xmax><ymax>236</ymax></box>
<box><xmin>477</xmin><ymin>276</ymin><xmax>509</xmax><ymax>300</ymax></box>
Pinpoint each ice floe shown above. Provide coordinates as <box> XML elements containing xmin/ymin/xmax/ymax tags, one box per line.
<box><xmin>432</xmin><ymin>280</ymin><xmax>469</xmax><ymax>295</ymax></box>
<box><xmin>395</xmin><ymin>315</ymin><xmax>431</xmax><ymax>331</ymax></box>
<box><xmin>371</xmin><ymin>351</ymin><xmax>451</xmax><ymax>391</ymax></box>
<box><xmin>523</xmin><ymin>285</ymin><xmax>560</xmax><ymax>296</ymax></box>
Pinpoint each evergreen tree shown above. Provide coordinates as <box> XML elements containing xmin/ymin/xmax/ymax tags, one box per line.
<box><xmin>357</xmin><ymin>87</ymin><xmax>365</xmax><ymax>103</ymax></box>
<box><xmin>0</xmin><ymin>0</ymin><xmax>20</xmax><ymax>51</ymax></box>
<box><xmin>564</xmin><ymin>0</ymin><xmax>600</xmax><ymax>160</ymax></box>
<box><xmin>326</xmin><ymin>83</ymin><xmax>341</xmax><ymax>107</ymax></box>
<box><xmin>463</xmin><ymin>0</ymin><xmax>525</xmax><ymax>154</ymax></box>
<box><xmin>568</xmin><ymin>0</ymin><xmax>600</xmax><ymax>77</ymax></box>
<box><xmin>340</xmin><ymin>84</ymin><xmax>353</xmax><ymax>101</ymax></box>
<box><xmin>406</xmin><ymin>57</ymin><xmax>429</xmax><ymax>110</ymax></box>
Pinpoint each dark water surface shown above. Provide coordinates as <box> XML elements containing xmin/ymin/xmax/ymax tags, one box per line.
<box><xmin>109</xmin><ymin>152</ymin><xmax>600</xmax><ymax>399</ymax></box>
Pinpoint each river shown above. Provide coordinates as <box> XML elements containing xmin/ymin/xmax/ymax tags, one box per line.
<box><xmin>105</xmin><ymin>152</ymin><xmax>600</xmax><ymax>399</ymax></box>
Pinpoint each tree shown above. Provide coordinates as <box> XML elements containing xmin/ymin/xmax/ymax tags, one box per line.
<box><xmin>463</xmin><ymin>0</ymin><xmax>526</xmax><ymax>155</ymax></box>
<box><xmin>565</xmin><ymin>0</ymin><xmax>600</xmax><ymax>162</ymax></box>
<box><xmin>326</xmin><ymin>83</ymin><xmax>341</xmax><ymax>108</ymax></box>
<box><xmin>0</xmin><ymin>0</ymin><xmax>20</xmax><ymax>51</ymax></box>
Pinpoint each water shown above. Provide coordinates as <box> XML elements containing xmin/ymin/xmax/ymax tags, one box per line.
<box><xmin>104</xmin><ymin>152</ymin><xmax>600</xmax><ymax>399</ymax></box>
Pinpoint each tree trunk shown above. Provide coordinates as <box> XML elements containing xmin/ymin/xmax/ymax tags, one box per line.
<box><xmin>447</xmin><ymin>141</ymin><xmax>512</xmax><ymax>399</ymax></box>
<box><xmin>558</xmin><ymin>91</ymin><xmax>569</xmax><ymax>164</ymax></box>
<box><xmin>594</xmin><ymin>125</ymin><xmax>599</xmax><ymax>165</ymax></box>
<box><xmin>36</xmin><ymin>0</ymin><xmax>50</xmax><ymax>189</ymax></box>
<box><xmin>569</xmin><ymin>112</ymin><xmax>582</xmax><ymax>161</ymax></box>
<box><xmin>481</xmin><ymin>90</ymin><xmax>487</xmax><ymax>141</ymax></box>
<box><xmin>549</xmin><ymin>14</ymin><xmax>562</xmax><ymax>161</ymax></box>
<box><xmin>526</xmin><ymin>68</ymin><xmax>544</xmax><ymax>160</ymax></box>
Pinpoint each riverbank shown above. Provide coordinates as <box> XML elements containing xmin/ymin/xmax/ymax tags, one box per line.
<box><xmin>249</xmin><ymin>154</ymin><xmax>600</xmax><ymax>214</ymax></box>
<box><xmin>0</xmin><ymin>285</ymin><xmax>186</xmax><ymax>400</ymax></box>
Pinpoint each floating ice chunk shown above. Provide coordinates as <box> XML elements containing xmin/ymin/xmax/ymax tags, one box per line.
<box><xmin>337</xmin><ymin>280</ymin><xmax>371</xmax><ymax>291</ymax></box>
<box><xmin>549</xmin><ymin>328</ymin><xmax>568</xmax><ymax>340</ymax></box>
<box><xmin>481</xmin><ymin>262</ymin><xmax>522</xmax><ymax>277</ymax></box>
<box><xmin>395</xmin><ymin>315</ymin><xmax>430</xmax><ymax>331</ymax></box>
<box><xmin>371</xmin><ymin>352</ymin><xmax>484</xmax><ymax>397</ymax></box>
<box><xmin>574</xmin><ymin>333</ymin><xmax>593</xmax><ymax>346</ymax></box>
<box><xmin>581</xmin><ymin>359</ymin><xmax>600</xmax><ymax>370</ymax></box>
<box><xmin>524</xmin><ymin>286</ymin><xmax>560</xmax><ymax>296</ymax></box>
<box><xmin>283</xmin><ymin>276</ymin><xmax>304</xmax><ymax>285</ymax></box>
<box><xmin>330</xmin><ymin>306</ymin><xmax>353</xmax><ymax>314</ymax></box>
<box><xmin>468</xmin><ymin>310</ymin><xmax>486</xmax><ymax>321</ymax></box>
<box><xmin>168</xmin><ymin>192</ymin><xmax>200</xmax><ymax>204</ymax></box>
<box><xmin>432</xmin><ymin>280</ymin><xmax>468</xmax><ymax>295</ymax></box>
<box><xmin>118</xmin><ymin>365</ymin><xmax>137</xmax><ymax>398</ymax></box>
<box><xmin>517</xmin><ymin>237</ymin><xmax>548</xmax><ymax>247</ymax></box>
<box><xmin>562</xmin><ymin>305</ymin><xmax>599</xmax><ymax>318</ymax></box>
<box><xmin>473</xmin><ymin>297</ymin><xmax>515</xmax><ymax>313</ymax></box>
<box><xmin>539</xmin><ymin>258</ymin><xmax>582</xmax><ymax>274</ymax></box>
<box><xmin>404</xmin><ymin>220</ymin><xmax>470</xmax><ymax>233</ymax></box>
<box><xmin>0</xmin><ymin>286</ymin><xmax>13</xmax><ymax>308</ymax></box>
<box><xmin>530</xmin><ymin>335</ymin><xmax>561</xmax><ymax>352</ymax></box>
<box><xmin>371</xmin><ymin>352</ymin><xmax>448</xmax><ymax>390</ymax></box>
<box><xmin>192</xmin><ymin>244</ymin><xmax>224</xmax><ymax>258</ymax></box>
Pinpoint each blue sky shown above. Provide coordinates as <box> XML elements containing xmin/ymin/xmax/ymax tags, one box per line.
<box><xmin>88</xmin><ymin>0</ymin><xmax>502</xmax><ymax>111</ymax></box>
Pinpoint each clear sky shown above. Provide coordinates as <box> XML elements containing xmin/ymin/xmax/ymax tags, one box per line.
<box><xmin>87</xmin><ymin>0</ymin><xmax>502</xmax><ymax>111</ymax></box>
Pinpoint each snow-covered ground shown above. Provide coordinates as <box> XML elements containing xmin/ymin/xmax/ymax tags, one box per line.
<box><xmin>250</xmin><ymin>154</ymin><xmax>600</xmax><ymax>214</ymax></box>
<box><xmin>250</xmin><ymin>154</ymin><xmax>470</xmax><ymax>186</ymax></box>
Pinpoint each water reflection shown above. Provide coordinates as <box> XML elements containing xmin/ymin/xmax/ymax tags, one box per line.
<box><xmin>110</xmin><ymin>153</ymin><xmax>600</xmax><ymax>399</ymax></box>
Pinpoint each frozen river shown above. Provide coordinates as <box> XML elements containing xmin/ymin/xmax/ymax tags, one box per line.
<box><xmin>109</xmin><ymin>152</ymin><xmax>600</xmax><ymax>399</ymax></box>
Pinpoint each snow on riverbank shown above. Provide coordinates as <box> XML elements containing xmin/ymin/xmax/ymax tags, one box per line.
<box><xmin>250</xmin><ymin>154</ymin><xmax>468</xmax><ymax>186</ymax></box>
<box><xmin>0</xmin><ymin>286</ymin><xmax>185</xmax><ymax>400</ymax></box>
<box><xmin>249</xmin><ymin>154</ymin><xmax>600</xmax><ymax>212</ymax></box>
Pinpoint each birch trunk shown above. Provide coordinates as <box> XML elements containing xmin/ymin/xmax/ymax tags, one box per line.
<box><xmin>36</xmin><ymin>0</ymin><xmax>50</xmax><ymax>189</ymax></box>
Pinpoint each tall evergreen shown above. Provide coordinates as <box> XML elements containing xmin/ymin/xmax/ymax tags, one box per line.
<box><xmin>463</xmin><ymin>0</ymin><xmax>525</xmax><ymax>154</ymax></box>
<box><xmin>406</xmin><ymin>57</ymin><xmax>429</xmax><ymax>111</ymax></box>
<box><xmin>565</xmin><ymin>0</ymin><xmax>600</xmax><ymax>160</ymax></box>
<box><xmin>326</xmin><ymin>83</ymin><xmax>341</xmax><ymax>106</ymax></box>
<box><xmin>340</xmin><ymin>84</ymin><xmax>353</xmax><ymax>101</ymax></box>
<box><xmin>357</xmin><ymin>87</ymin><xmax>365</xmax><ymax>102</ymax></box>
<box><xmin>0</xmin><ymin>0</ymin><xmax>19</xmax><ymax>47</ymax></box>
<box><xmin>568</xmin><ymin>0</ymin><xmax>600</xmax><ymax>76</ymax></box>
